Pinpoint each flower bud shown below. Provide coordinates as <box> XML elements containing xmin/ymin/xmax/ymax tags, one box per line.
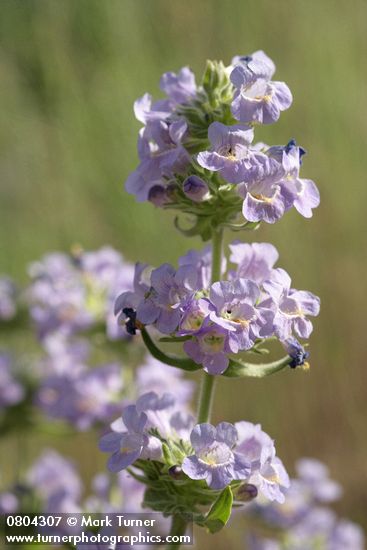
<box><xmin>148</xmin><ymin>185</ymin><xmax>170</xmax><ymax>207</ymax></box>
<box><xmin>168</xmin><ymin>465</ymin><xmax>184</xmax><ymax>480</ymax></box>
<box><xmin>183</xmin><ymin>176</ymin><xmax>210</xmax><ymax>202</ymax></box>
<box><xmin>236</xmin><ymin>483</ymin><xmax>258</xmax><ymax>502</ymax></box>
<box><xmin>281</xmin><ymin>337</ymin><xmax>310</xmax><ymax>368</ymax></box>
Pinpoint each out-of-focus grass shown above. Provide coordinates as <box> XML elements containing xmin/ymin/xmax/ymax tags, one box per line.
<box><xmin>1</xmin><ymin>0</ymin><xmax>367</xmax><ymax>542</ymax></box>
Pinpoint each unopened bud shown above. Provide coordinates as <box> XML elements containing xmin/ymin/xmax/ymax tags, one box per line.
<box><xmin>168</xmin><ymin>465</ymin><xmax>183</xmax><ymax>480</ymax></box>
<box><xmin>236</xmin><ymin>483</ymin><xmax>258</xmax><ymax>502</ymax></box>
<box><xmin>148</xmin><ymin>185</ymin><xmax>170</xmax><ymax>207</ymax></box>
<box><xmin>183</xmin><ymin>176</ymin><xmax>210</xmax><ymax>202</ymax></box>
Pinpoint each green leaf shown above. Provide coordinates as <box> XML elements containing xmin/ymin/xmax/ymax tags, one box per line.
<box><xmin>203</xmin><ymin>486</ymin><xmax>233</xmax><ymax>534</ymax></box>
<box><xmin>223</xmin><ymin>356</ymin><xmax>292</xmax><ymax>378</ymax></box>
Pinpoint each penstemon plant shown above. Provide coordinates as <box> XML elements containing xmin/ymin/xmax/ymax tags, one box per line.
<box><xmin>99</xmin><ymin>51</ymin><xmax>321</xmax><ymax>547</ymax></box>
<box><xmin>0</xmin><ymin>51</ymin><xmax>363</xmax><ymax>550</ymax></box>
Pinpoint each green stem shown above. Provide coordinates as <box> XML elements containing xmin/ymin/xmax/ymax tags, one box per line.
<box><xmin>211</xmin><ymin>226</ymin><xmax>224</xmax><ymax>283</ymax></box>
<box><xmin>224</xmin><ymin>355</ymin><xmax>295</xmax><ymax>378</ymax></box>
<box><xmin>141</xmin><ymin>328</ymin><xmax>200</xmax><ymax>372</ymax></box>
<box><xmin>196</xmin><ymin>226</ymin><xmax>224</xmax><ymax>424</ymax></box>
<box><xmin>166</xmin><ymin>514</ymin><xmax>189</xmax><ymax>549</ymax></box>
<box><xmin>197</xmin><ymin>373</ymin><xmax>216</xmax><ymax>424</ymax></box>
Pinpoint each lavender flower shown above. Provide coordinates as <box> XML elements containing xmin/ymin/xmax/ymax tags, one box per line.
<box><xmin>125</xmin><ymin>118</ymin><xmax>190</xmax><ymax>203</ymax></box>
<box><xmin>208</xmin><ymin>279</ymin><xmax>274</xmax><ymax>352</ymax></box>
<box><xmin>229</xmin><ymin>241</ymin><xmax>279</xmax><ymax>284</ymax></box>
<box><xmin>0</xmin><ymin>276</ymin><xmax>17</xmax><ymax>320</ymax></box>
<box><xmin>197</xmin><ymin>122</ymin><xmax>267</xmax><ymax>184</ymax></box>
<box><xmin>37</xmin><ymin>363</ymin><xmax>124</xmax><ymax>430</ymax></box>
<box><xmin>244</xmin><ymin>456</ymin><xmax>364</xmax><ymax>550</ymax></box>
<box><xmin>237</xmin><ymin>157</ymin><xmax>296</xmax><ymax>224</ymax></box>
<box><xmin>179</xmin><ymin>297</ymin><xmax>211</xmax><ymax>335</ymax></box>
<box><xmin>263</xmin><ymin>269</ymin><xmax>320</xmax><ymax>340</ymax></box>
<box><xmin>135</xmin><ymin>263</ymin><xmax>197</xmax><ymax>334</ymax></box>
<box><xmin>231</xmin><ymin>51</ymin><xmax>276</xmax><ymax>85</ymax></box>
<box><xmin>183</xmin><ymin>324</ymin><xmax>231</xmax><ymax>374</ymax></box>
<box><xmin>235</xmin><ymin>421</ymin><xmax>290</xmax><ymax>503</ymax></box>
<box><xmin>331</xmin><ymin>518</ymin><xmax>365</xmax><ymax>550</ymax></box>
<box><xmin>27</xmin><ymin>247</ymin><xmax>134</xmax><ymax>341</ymax></box>
<box><xmin>0</xmin><ymin>353</ymin><xmax>24</xmax><ymax>411</ymax></box>
<box><xmin>295</xmin><ymin>458</ymin><xmax>342</xmax><ymax>503</ymax></box>
<box><xmin>115</xmin><ymin>262</ymin><xmax>153</xmax><ymax>326</ymax></box>
<box><xmin>99</xmin><ymin>405</ymin><xmax>149</xmax><ymax>472</ymax></box>
<box><xmin>27</xmin><ymin>450</ymin><xmax>82</xmax><ymax>512</ymax></box>
<box><xmin>230</xmin><ymin>51</ymin><xmax>292</xmax><ymax>124</ymax></box>
<box><xmin>100</xmin><ymin>392</ymin><xmax>192</xmax><ymax>472</ymax></box>
<box><xmin>267</xmin><ymin>139</ymin><xmax>320</xmax><ymax>218</ymax></box>
<box><xmin>136</xmin><ymin>356</ymin><xmax>195</xmax><ymax>405</ymax></box>
<box><xmin>134</xmin><ymin>93</ymin><xmax>171</xmax><ymax>124</ymax></box>
<box><xmin>183</xmin><ymin>175</ymin><xmax>210</xmax><ymax>202</ymax></box>
<box><xmin>160</xmin><ymin>66</ymin><xmax>197</xmax><ymax>104</ymax></box>
<box><xmin>178</xmin><ymin>244</ymin><xmax>226</xmax><ymax>289</ymax></box>
<box><xmin>0</xmin><ymin>492</ymin><xmax>18</xmax><ymax>514</ymax></box>
<box><xmin>182</xmin><ymin>422</ymin><xmax>251</xmax><ymax>489</ymax></box>
<box><xmin>85</xmin><ymin>470</ymin><xmax>145</xmax><ymax>515</ymax></box>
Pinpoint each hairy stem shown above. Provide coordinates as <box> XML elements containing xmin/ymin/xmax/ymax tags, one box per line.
<box><xmin>141</xmin><ymin>327</ymin><xmax>200</xmax><ymax>371</ymax></box>
<box><xmin>196</xmin><ymin>226</ymin><xmax>224</xmax><ymax>424</ymax></box>
<box><xmin>166</xmin><ymin>514</ymin><xmax>189</xmax><ymax>549</ymax></box>
<box><xmin>197</xmin><ymin>373</ymin><xmax>216</xmax><ymax>424</ymax></box>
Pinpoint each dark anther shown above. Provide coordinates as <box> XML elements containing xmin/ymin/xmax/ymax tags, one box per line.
<box><xmin>239</xmin><ymin>55</ymin><xmax>253</xmax><ymax>63</ymax></box>
<box><xmin>286</xmin><ymin>138</ymin><xmax>307</xmax><ymax>164</ymax></box>
<box><xmin>289</xmin><ymin>349</ymin><xmax>310</xmax><ymax>368</ymax></box>
<box><xmin>122</xmin><ymin>307</ymin><xmax>138</xmax><ymax>336</ymax></box>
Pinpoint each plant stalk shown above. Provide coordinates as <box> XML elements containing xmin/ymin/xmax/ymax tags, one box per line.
<box><xmin>167</xmin><ymin>227</ymin><xmax>224</xmax><ymax>548</ymax></box>
<box><xmin>166</xmin><ymin>514</ymin><xmax>189</xmax><ymax>549</ymax></box>
<box><xmin>196</xmin><ymin>226</ymin><xmax>223</xmax><ymax>424</ymax></box>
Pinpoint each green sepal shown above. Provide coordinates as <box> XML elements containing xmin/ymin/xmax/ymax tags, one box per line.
<box><xmin>202</xmin><ymin>60</ymin><xmax>233</xmax><ymax>107</ymax></box>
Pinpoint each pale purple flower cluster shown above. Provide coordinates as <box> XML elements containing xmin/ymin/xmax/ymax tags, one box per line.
<box><xmin>27</xmin><ymin>246</ymin><xmax>134</xmax><ymax>341</ymax></box>
<box><xmin>198</xmin><ymin>127</ymin><xmax>320</xmax><ymax>224</ymax></box>
<box><xmin>100</xmin><ymin>401</ymin><xmax>289</xmax><ymax>502</ymax></box>
<box><xmin>230</xmin><ymin>50</ymin><xmax>292</xmax><ymax>125</ymax></box>
<box><xmin>0</xmin><ymin>492</ymin><xmax>18</xmax><ymax>514</ymax></box>
<box><xmin>135</xmin><ymin>355</ymin><xmax>195</xmax><ymax>405</ymax></box>
<box><xmin>115</xmin><ymin>241</ymin><xmax>319</xmax><ymax>375</ymax></box>
<box><xmin>99</xmin><ymin>391</ymin><xmax>193</xmax><ymax>472</ymax></box>
<box><xmin>11</xmin><ymin>449</ymin><xmax>148</xmax><ymax>542</ymax></box>
<box><xmin>126</xmin><ymin>67</ymin><xmax>197</xmax><ymax>203</ymax></box>
<box><xmin>245</xmin><ymin>458</ymin><xmax>364</xmax><ymax>550</ymax></box>
<box><xmin>27</xmin><ymin>450</ymin><xmax>82</xmax><ymax>513</ymax></box>
<box><xmin>125</xmin><ymin>52</ymin><xmax>319</xmax><ymax>227</ymax></box>
<box><xmin>183</xmin><ymin>421</ymin><xmax>289</xmax><ymax>500</ymax></box>
<box><xmin>0</xmin><ymin>353</ymin><xmax>24</xmax><ymax>412</ymax></box>
<box><xmin>85</xmin><ymin>470</ymin><xmax>145</xmax><ymax>514</ymax></box>
<box><xmin>36</xmin><ymin>359</ymin><xmax>125</xmax><ymax>430</ymax></box>
<box><xmin>0</xmin><ymin>276</ymin><xmax>17</xmax><ymax>321</ymax></box>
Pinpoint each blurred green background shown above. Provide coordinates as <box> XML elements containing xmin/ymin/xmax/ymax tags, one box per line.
<box><xmin>1</xmin><ymin>0</ymin><xmax>367</xmax><ymax>545</ymax></box>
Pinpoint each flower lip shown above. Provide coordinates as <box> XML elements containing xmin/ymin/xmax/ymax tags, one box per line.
<box><xmin>198</xmin><ymin>441</ymin><xmax>234</xmax><ymax>467</ymax></box>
